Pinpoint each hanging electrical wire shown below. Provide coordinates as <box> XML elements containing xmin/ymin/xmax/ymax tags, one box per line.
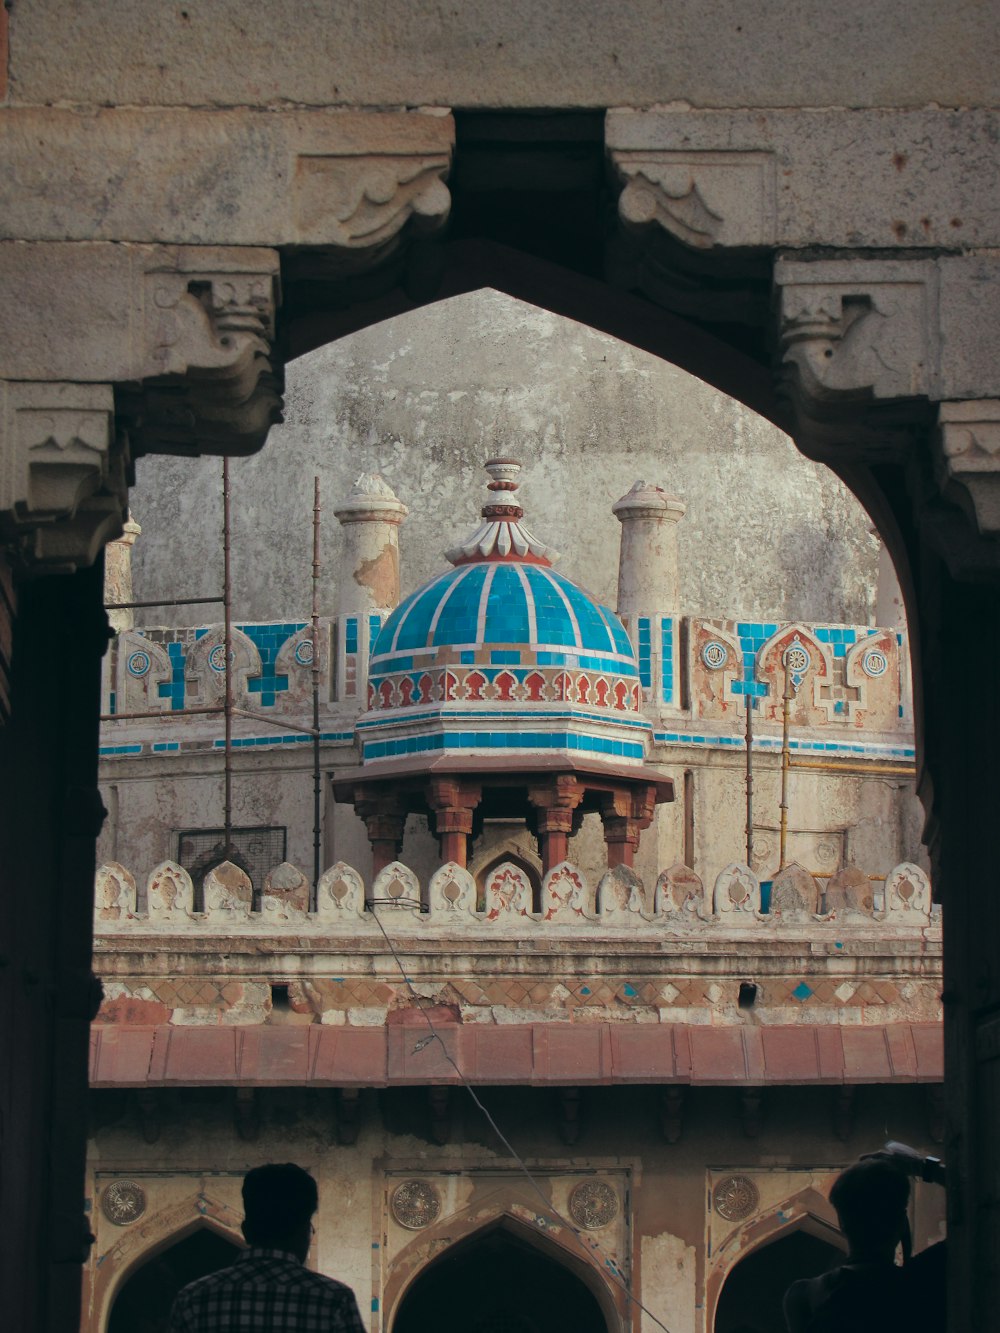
<box><xmin>365</xmin><ymin>899</ymin><xmax>674</xmax><ymax>1333</ymax></box>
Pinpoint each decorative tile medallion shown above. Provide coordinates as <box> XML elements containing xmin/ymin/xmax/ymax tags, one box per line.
<box><xmin>713</xmin><ymin>1174</ymin><xmax>760</xmax><ymax>1222</ymax></box>
<box><xmin>569</xmin><ymin>1179</ymin><xmax>619</xmax><ymax>1229</ymax></box>
<box><xmin>101</xmin><ymin>1179</ymin><xmax>147</xmax><ymax>1225</ymax></box>
<box><xmin>391</xmin><ymin>1179</ymin><xmax>441</xmax><ymax>1230</ymax></box>
<box><xmin>861</xmin><ymin>649</ymin><xmax>888</xmax><ymax>678</ymax></box>
<box><xmin>208</xmin><ymin>644</ymin><xmax>229</xmax><ymax>673</ymax></box>
<box><xmin>126</xmin><ymin>650</ymin><xmax>151</xmax><ymax>678</ymax></box>
<box><xmin>702</xmin><ymin>641</ymin><xmax>728</xmax><ymax>670</ymax></box>
<box><xmin>294</xmin><ymin>638</ymin><xmax>314</xmax><ymax>666</ymax></box>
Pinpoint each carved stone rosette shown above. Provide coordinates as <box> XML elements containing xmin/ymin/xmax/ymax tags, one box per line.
<box><xmin>390</xmin><ymin>1179</ymin><xmax>441</xmax><ymax>1230</ymax></box>
<box><xmin>101</xmin><ymin>1179</ymin><xmax>147</xmax><ymax>1225</ymax></box>
<box><xmin>713</xmin><ymin>1174</ymin><xmax>760</xmax><ymax>1222</ymax></box>
<box><xmin>568</xmin><ymin>1180</ymin><xmax>619</xmax><ymax>1230</ymax></box>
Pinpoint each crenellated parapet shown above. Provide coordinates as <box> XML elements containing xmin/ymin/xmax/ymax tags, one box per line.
<box><xmin>94</xmin><ymin>856</ymin><xmax>936</xmax><ymax>937</ymax></box>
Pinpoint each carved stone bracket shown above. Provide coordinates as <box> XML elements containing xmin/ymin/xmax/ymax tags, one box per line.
<box><xmin>775</xmin><ymin>258</ymin><xmax>940</xmax><ymax>419</ymax></box>
<box><xmin>294</xmin><ymin>151</ymin><xmax>451</xmax><ymax>256</ymax></box>
<box><xmin>121</xmin><ymin>249</ymin><xmax>283</xmax><ymax>458</ymax></box>
<box><xmin>937</xmin><ymin>400</ymin><xmax>1000</xmax><ymax>538</ymax></box>
<box><xmin>611</xmin><ymin>149</ymin><xmax>776</xmax><ymax>251</ymax></box>
<box><xmin>0</xmin><ymin>380</ymin><xmax>125</xmax><ymax>573</ymax></box>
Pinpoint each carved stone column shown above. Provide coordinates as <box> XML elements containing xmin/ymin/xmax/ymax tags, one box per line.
<box><xmin>527</xmin><ymin>775</ymin><xmax>584</xmax><ymax>873</ymax></box>
<box><xmin>426</xmin><ymin>777</ymin><xmax>481</xmax><ymax>868</ymax></box>
<box><xmin>599</xmin><ymin>785</ymin><xmax>657</xmax><ymax>869</ymax></box>
<box><xmin>354</xmin><ymin>787</ymin><xmax>407</xmax><ymax>876</ymax></box>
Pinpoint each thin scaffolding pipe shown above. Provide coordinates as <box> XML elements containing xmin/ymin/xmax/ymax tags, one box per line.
<box><xmin>222</xmin><ymin>457</ymin><xmax>234</xmax><ymax>855</ymax></box>
<box><xmin>744</xmin><ymin>694</ymin><xmax>755</xmax><ymax>868</ymax></box>
<box><xmin>101</xmin><ymin>706</ymin><xmax>223</xmax><ymax>723</ymax></box>
<box><xmin>779</xmin><ymin>658</ymin><xmax>793</xmax><ymax>870</ymax></box>
<box><xmin>311</xmin><ymin>477</ymin><xmax>322</xmax><ymax>901</ymax></box>
<box><xmin>105</xmin><ymin>595</ymin><xmax>224</xmax><ymax>611</ymax></box>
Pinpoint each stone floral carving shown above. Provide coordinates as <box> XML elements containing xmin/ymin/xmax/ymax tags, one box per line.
<box><xmin>390</xmin><ymin>1179</ymin><xmax>441</xmax><ymax>1230</ymax></box>
<box><xmin>713</xmin><ymin>1175</ymin><xmax>760</xmax><ymax>1221</ymax></box>
<box><xmin>94</xmin><ymin>863</ymin><xmax>136</xmax><ymax>923</ymax></box>
<box><xmin>543</xmin><ymin>861</ymin><xmax>593</xmax><ymax>922</ymax></box>
<box><xmin>147</xmin><ymin>860</ymin><xmax>194</xmax><ymax>921</ymax></box>
<box><xmin>713</xmin><ymin>863</ymin><xmax>762</xmax><ymax>922</ymax></box>
<box><xmin>316</xmin><ymin>863</ymin><xmax>366</xmax><ymax>920</ymax></box>
<box><xmin>483</xmin><ymin>862</ymin><xmax>533</xmax><ymax>921</ymax></box>
<box><xmin>101</xmin><ymin>1179</ymin><xmax>147</xmax><ymax>1225</ymax></box>
<box><xmin>568</xmin><ymin>1180</ymin><xmax>619</xmax><ymax>1229</ymax></box>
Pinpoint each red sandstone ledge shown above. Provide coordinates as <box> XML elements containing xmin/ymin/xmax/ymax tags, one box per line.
<box><xmin>89</xmin><ymin>1021</ymin><xmax>942</xmax><ymax>1088</ymax></box>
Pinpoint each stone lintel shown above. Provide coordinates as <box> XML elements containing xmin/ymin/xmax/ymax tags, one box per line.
<box><xmin>1</xmin><ymin>107</ymin><xmax>454</xmax><ymax>249</ymax></box>
<box><xmin>607</xmin><ymin>108</ymin><xmax>1000</xmax><ymax>252</ymax></box>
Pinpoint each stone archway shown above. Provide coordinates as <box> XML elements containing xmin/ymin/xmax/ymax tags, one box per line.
<box><xmin>105</xmin><ymin>1226</ymin><xmax>240</xmax><ymax>1333</ymax></box>
<box><xmin>391</xmin><ymin>1220</ymin><xmax>613</xmax><ymax>1333</ymax></box>
<box><xmin>713</xmin><ymin>1226</ymin><xmax>844</xmax><ymax>1333</ymax></box>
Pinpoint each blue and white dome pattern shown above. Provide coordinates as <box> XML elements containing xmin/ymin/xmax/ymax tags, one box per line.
<box><xmin>358</xmin><ymin>458</ymin><xmax>650</xmax><ymax>766</ymax></box>
<box><xmin>371</xmin><ymin>561</ymin><xmax>637</xmax><ymax>678</ymax></box>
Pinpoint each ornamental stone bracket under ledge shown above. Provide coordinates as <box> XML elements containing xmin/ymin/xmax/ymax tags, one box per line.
<box><xmin>94</xmin><ymin>856</ymin><xmax>938</xmax><ymax>937</ymax></box>
<box><xmin>0</xmin><ymin>380</ymin><xmax>126</xmax><ymax>574</ymax></box>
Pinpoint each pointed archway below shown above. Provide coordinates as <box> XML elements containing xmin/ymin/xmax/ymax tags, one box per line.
<box><xmin>392</xmin><ymin>1221</ymin><xmax>612</xmax><ymax>1333</ymax></box>
<box><xmin>107</xmin><ymin>1227</ymin><xmax>241</xmax><ymax>1333</ymax></box>
<box><xmin>714</xmin><ymin>1227</ymin><xmax>844</xmax><ymax>1333</ymax></box>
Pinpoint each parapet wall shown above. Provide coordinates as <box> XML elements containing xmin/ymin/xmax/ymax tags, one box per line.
<box><xmin>95</xmin><ymin>855</ymin><xmax>935</xmax><ymax>936</ymax></box>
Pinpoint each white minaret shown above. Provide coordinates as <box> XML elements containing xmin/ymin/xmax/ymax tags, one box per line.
<box><xmin>612</xmin><ymin>481</ymin><xmax>686</xmax><ymax>708</ymax></box>
<box><xmin>332</xmin><ymin>473</ymin><xmax>408</xmax><ymax>704</ymax></box>
<box><xmin>103</xmin><ymin>510</ymin><xmax>142</xmax><ymax>634</ymax></box>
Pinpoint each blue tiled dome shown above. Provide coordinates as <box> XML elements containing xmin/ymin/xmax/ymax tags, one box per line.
<box><xmin>358</xmin><ymin>458</ymin><xmax>650</xmax><ymax>767</ymax></box>
<box><xmin>371</xmin><ymin>562</ymin><xmax>637</xmax><ymax>678</ymax></box>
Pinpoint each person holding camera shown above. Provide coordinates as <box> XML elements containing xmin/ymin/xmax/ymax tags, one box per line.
<box><xmin>783</xmin><ymin>1143</ymin><xmax>946</xmax><ymax>1333</ymax></box>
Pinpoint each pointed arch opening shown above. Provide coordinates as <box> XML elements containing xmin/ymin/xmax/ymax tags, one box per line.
<box><xmin>391</xmin><ymin>1215</ymin><xmax>618</xmax><ymax>1333</ymax></box>
<box><xmin>106</xmin><ymin>1223</ymin><xmax>242</xmax><ymax>1333</ymax></box>
<box><xmin>713</xmin><ymin>1219</ymin><xmax>846</xmax><ymax>1333</ymax></box>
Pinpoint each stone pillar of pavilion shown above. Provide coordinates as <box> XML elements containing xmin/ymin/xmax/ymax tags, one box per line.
<box><xmin>599</xmin><ymin>786</ymin><xmax>658</xmax><ymax>868</ymax></box>
<box><xmin>353</xmin><ymin>786</ymin><xmax>407</xmax><ymax>876</ymax></box>
<box><xmin>333</xmin><ymin>473</ymin><xmax>408</xmax><ymax>702</ymax></box>
<box><xmin>528</xmin><ymin>775</ymin><xmax>586</xmax><ymax>873</ymax></box>
<box><xmin>427</xmin><ymin>777</ymin><xmax>482</xmax><ymax>868</ymax></box>
<box><xmin>612</xmin><ymin>480</ymin><xmax>686</xmax><ymax>709</ymax></box>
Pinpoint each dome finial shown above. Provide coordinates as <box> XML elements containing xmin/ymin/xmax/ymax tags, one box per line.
<box><xmin>444</xmin><ymin>458</ymin><xmax>559</xmax><ymax>566</ymax></box>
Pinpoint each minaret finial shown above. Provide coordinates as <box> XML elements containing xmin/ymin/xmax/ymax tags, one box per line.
<box><xmin>444</xmin><ymin>459</ymin><xmax>559</xmax><ymax>566</ymax></box>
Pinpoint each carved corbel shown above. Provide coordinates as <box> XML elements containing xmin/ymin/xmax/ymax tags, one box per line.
<box><xmin>0</xmin><ymin>380</ymin><xmax>126</xmax><ymax>573</ymax></box>
<box><xmin>774</xmin><ymin>258</ymin><xmax>939</xmax><ymax>447</ymax></box>
<box><xmin>612</xmin><ymin>150</ymin><xmax>776</xmax><ymax>251</ymax></box>
<box><xmin>293</xmin><ymin>151</ymin><xmax>452</xmax><ymax>260</ymax></box>
<box><xmin>936</xmin><ymin>400</ymin><xmax>1000</xmax><ymax>538</ymax></box>
<box><xmin>120</xmin><ymin>249</ymin><xmax>283</xmax><ymax>458</ymax></box>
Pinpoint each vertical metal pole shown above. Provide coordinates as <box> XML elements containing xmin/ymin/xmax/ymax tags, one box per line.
<box><xmin>779</xmin><ymin>657</ymin><xmax>792</xmax><ymax>870</ymax></box>
<box><xmin>222</xmin><ymin>456</ymin><xmax>234</xmax><ymax>854</ymax></box>
<box><xmin>745</xmin><ymin>694</ymin><xmax>754</xmax><ymax>868</ymax></box>
<box><xmin>311</xmin><ymin>477</ymin><xmax>322</xmax><ymax>901</ymax></box>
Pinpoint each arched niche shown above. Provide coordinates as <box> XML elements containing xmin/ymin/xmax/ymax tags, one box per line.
<box><xmin>387</xmin><ymin>1212</ymin><xmax>622</xmax><ymax>1333</ymax></box>
<box><xmin>713</xmin><ymin>1221</ymin><xmax>845</xmax><ymax>1333</ymax></box>
<box><xmin>106</xmin><ymin>1224</ymin><xmax>241</xmax><ymax>1333</ymax></box>
<box><xmin>707</xmin><ymin>1191</ymin><xmax>847</xmax><ymax>1333</ymax></box>
<box><xmin>92</xmin><ymin>1192</ymin><xmax>244</xmax><ymax>1333</ymax></box>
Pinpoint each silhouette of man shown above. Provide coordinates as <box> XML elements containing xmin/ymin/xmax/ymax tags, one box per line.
<box><xmin>168</xmin><ymin>1163</ymin><xmax>366</xmax><ymax>1332</ymax></box>
<box><xmin>784</xmin><ymin>1157</ymin><xmax>945</xmax><ymax>1333</ymax></box>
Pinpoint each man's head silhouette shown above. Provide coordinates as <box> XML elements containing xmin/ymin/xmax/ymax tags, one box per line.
<box><xmin>241</xmin><ymin>1163</ymin><xmax>318</xmax><ymax>1263</ymax></box>
<box><xmin>830</xmin><ymin>1158</ymin><xmax>911</xmax><ymax>1262</ymax></box>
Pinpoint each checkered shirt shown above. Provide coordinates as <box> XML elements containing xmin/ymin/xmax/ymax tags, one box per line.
<box><xmin>168</xmin><ymin>1248</ymin><xmax>367</xmax><ymax>1333</ymax></box>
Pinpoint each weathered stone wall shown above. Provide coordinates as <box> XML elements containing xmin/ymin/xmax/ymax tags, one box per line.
<box><xmin>9</xmin><ymin>1</ymin><xmax>994</xmax><ymax>110</ymax></box>
<box><xmin>82</xmin><ymin>1087</ymin><xmax>946</xmax><ymax>1333</ymax></box>
<box><xmin>127</xmin><ymin>293</ymin><xmax>884</xmax><ymax>626</ymax></box>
